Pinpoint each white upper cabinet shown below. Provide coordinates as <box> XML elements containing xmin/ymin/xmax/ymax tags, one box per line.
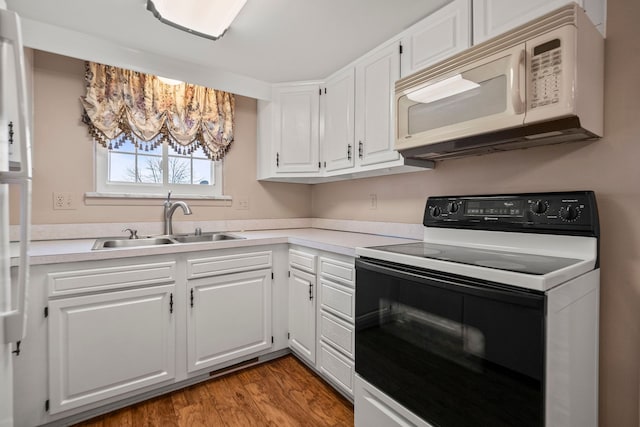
<box><xmin>400</xmin><ymin>0</ymin><xmax>471</xmax><ymax>78</ymax></box>
<box><xmin>355</xmin><ymin>42</ymin><xmax>402</xmax><ymax>167</ymax></box>
<box><xmin>473</xmin><ymin>0</ymin><xmax>605</xmax><ymax>44</ymax></box>
<box><xmin>322</xmin><ymin>67</ymin><xmax>356</xmax><ymax>173</ymax></box>
<box><xmin>272</xmin><ymin>83</ymin><xmax>321</xmax><ymax>175</ymax></box>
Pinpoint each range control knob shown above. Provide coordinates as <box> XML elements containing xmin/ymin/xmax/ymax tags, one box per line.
<box><xmin>430</xmin><ymin>206</ymin><xmax>442</xmax><ymax>218</ymax></box>
<box><xmin>530</xmin><ymin>200</ymin><xmax>548</xmax><ymax>215</ymax></box>
<box><xmin>447</xmin><ymin>202</ymin><xmax>459</xmax><ymax>214</ymax></box>
<box><xmin>559</xmin><ymin>205</ymin><xmax>580</xmax><ymax>222</ymax></box>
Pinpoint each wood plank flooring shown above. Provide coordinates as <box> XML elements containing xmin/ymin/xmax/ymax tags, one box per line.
<box><xmin>73</xmin><ymin>355</ymin><xmax>354</xmax><ymax>427</ymax></box>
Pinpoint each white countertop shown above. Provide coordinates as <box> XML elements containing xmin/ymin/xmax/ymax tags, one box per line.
<box><xmin>17</xmin><ymin>228</ymin><xmax>418</xmax><ymax>266</ymax></box>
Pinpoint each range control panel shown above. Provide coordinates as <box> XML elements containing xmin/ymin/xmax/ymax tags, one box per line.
<box><xmin>424</xmin><ymin>191</ymin><xmax>599</xmax><ymax>236</ymax></box>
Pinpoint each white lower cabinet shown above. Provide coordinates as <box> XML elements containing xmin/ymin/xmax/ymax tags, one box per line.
<box><xmin>48</xmin><ymin>284</ymin><xmax>176</xmax><ymax>414</ymax></box>
<box><xmin>187</xmin><ymin>268</ymin><xmax>272</xmax><ymax>372</ymax></box>
<box><xmin>317</xmin><ymin>255</ymin><xmax>356</xmax><ymax>397</ymax></box>
<box><xmin>288</xmin><ymin>250</ymin><xmax>317</xmax><ymax>364</ymax></box>
<box><xmin>13</xmin><ymin>243</ymin><xmax>361</xmax><ymax>425</ymax></box>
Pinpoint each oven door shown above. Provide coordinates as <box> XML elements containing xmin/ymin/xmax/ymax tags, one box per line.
<box><xmin>355</xmin><ymin>257</ymin><xmax>546</xmax><ymax>427</ymax></box>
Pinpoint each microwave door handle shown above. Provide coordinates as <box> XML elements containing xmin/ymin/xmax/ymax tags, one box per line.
<box><xmin>511</xmin><ymin>48</ymin><xmax>526</xmax><ymax>115</ymax></box>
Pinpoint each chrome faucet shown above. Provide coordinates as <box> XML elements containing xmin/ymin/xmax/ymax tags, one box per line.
<box><xmin>163</xmin><ymin>191</ymin><xmax>192</xmax><ymax>235</ymax></box>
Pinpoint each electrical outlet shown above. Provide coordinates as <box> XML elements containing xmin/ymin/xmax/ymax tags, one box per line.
<box><xmin>237</xmin><ymin>197</ymin><xmax>250</xmax><ymax>210</ymax></box>
<box><xmin>53</xmin><ymin>192</ymin><xmax>76</xmax><ymax>210</ymax></box>
<box><xmin>369</xmin><ymin>194</ymin><xmax>377</xmax><ymax>210</ymax></box>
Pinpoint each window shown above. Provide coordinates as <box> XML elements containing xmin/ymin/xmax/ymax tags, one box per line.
<box><xmin>95</xmin><ymin>140</ymin><xmax>223</xmax><ymax>197</ymax></box>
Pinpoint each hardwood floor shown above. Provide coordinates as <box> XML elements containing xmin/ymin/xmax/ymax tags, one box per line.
<box><xmin>73</xmin><ymin>355</ymin><xmax>354</xmax><ymax>427</ymax></box>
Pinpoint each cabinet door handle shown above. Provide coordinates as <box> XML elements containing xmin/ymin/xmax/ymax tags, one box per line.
<box><xmin>8</xmin><ymin>121</ymin><xmax>14</xmax><ymax>145</ymax></box>
<box><xmin>308</xmin><ymin>283</ymin><xmax>314</xmax><ymax>301</ymax></box>
<box><xmin>169</xmin><ymin>293</ymin><xmax>174</xmax><ymax>314</ymax></box>
<box><xmin>276</xmin><ymin>152</ymin><xmax>280</xmax><ymax>168</ymax></box>
<box><xmin>190</xmin><ymin>288</ymin><xmax>194</xmax><ymax>308</ymax></box>
<box><xmin>347</xmin><ymin>144</ymin><xmax>352</xmax><ymax>160</ymax></box>
<box><xmin>358</xmin><ymin>141</ymin><xmax>363</xmax><ymax>159</ymax></box>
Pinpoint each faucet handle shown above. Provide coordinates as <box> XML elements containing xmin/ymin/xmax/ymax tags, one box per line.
<box><xmin>123</xmin><ymin>228</ymin><xmax>138</xmax><ymax>239</ymax></box>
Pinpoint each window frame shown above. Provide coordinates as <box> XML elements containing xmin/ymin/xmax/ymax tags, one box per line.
<box><xmin>94</xmin><ymin>141</ymin><xmax>224</xmax><ymax>197</ymax></box>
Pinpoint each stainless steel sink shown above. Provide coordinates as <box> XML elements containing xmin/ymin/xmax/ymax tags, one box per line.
<box><xmin>92</xmin><ymin>232</ymin><xmax>244</xmax><ymax>250</ymax></box>
<box><xmin>92</xmin><ymin>237</ymin><xmax>176</xmax><ymax>250</ymax></box>
<box><xmin>170</xmin><ymin>232</ymin><xmax>245</xmax><ymax>244</ymax></box>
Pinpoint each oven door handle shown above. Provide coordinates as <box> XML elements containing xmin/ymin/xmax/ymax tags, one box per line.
<box><xmin>356</xmin><ymin>258</ymin><xmax>544</xmax><ymax>308</ymax></box>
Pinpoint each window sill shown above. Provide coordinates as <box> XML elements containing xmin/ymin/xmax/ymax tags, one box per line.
<box><xmin>85</xmin><ymin>192</ymin><xmax>232</xmax><ymax>207</ymax></box>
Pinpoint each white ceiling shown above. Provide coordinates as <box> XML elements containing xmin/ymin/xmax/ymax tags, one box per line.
<box><xmin>7</xmin><ymin>0</ymin><xmax>449</xmax><ymax>84</ymax></box>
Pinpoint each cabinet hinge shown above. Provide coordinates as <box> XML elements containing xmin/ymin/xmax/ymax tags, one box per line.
<box><xmin>271</xmin><ymin>272</ymin><xmax>274</xmax><ymax>280</ymax></box>
<box><xmin>45</xmin><ymin>399</ymin><xmax>49</xmax><ymax>412</ymax></box>
<box><xmin>399</xmin><ymin>43</ymin><xmax>403</xmax><ymax>54</ymax></box>
<box><xmin>44</xmin><ymin>307</ymin><xmax>48</xmax><ymax>318</ymax></box>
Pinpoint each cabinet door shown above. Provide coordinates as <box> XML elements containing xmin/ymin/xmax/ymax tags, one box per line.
<box><xmin>48</xmin><ymin>285</ymin><xmax>175</xmax><ymax>414</ymax></box>
<box><xmin>400</xmin><ymin>0</ymin><xmax>471</xmax><ymax>78</ymax></box>
<box><xmin>288</xmin><ymin>267</ymin><xmax>316</xmax><ymax>364</ymax></box>
<box><xmin>473</xmin><ymin>0</ymin><xmax>582</xmax><ymax>44</ymax></box>
<box><xmin>355</xmin><ymin>42</ymin><xmax>401</xmax><ymax>167</ymax></box>
<box><xmin>273</xmin><ymin>84</ymin><xmax>321</xmax><ymax>174</ymax></box>
<box><xmin>322</xmin><ymin>67</ymin><xmax>355</xmax><ymax>173</ymax></box>
<box><xmin>187</xmin><ymin>269</ymin><xmax>272</xmax><ymax>373</ymax></box>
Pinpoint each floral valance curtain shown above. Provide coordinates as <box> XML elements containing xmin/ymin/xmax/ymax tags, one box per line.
<box><xmin>80</xmin><ymin>61</ymin><xmax>235</xmax><ymax>161</ymax></box>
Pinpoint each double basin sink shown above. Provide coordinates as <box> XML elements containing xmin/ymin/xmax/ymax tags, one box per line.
<box><xmin>92</xmin><ymin>232</ymin><xmax>244</xmax><ymax>250</ymax></box>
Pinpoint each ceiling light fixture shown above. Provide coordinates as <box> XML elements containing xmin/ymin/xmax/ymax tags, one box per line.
<box><xmin>406</xmin><ymin>74</ymin><xmax>480</xmax><ymax>104</ymax></box>
<box><xmin>147</xmin><ymin>0</ymin><xmax>247</xmax><ymax>41</ymax></box>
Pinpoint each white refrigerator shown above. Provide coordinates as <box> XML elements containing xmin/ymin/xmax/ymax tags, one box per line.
<box><xmin>0</xmin><ymin>7</ymin><xmax>32</xmax><ymax>427</ymax></box>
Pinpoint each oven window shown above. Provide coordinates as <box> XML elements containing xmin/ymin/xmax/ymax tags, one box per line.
<box><xmin>355</xmin><ymin>260</ymin><xmax>545</xmax><ymax>427</ymax></box>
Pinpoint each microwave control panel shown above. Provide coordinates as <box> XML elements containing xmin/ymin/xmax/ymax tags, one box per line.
<box><xmin>530</xmin><ymin>38</ymin><xmax>562</xmax><ymax>110</ymax></box>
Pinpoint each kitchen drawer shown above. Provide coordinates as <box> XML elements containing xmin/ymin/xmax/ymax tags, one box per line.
<box><xmin>289</xmin><ymin>249</ymin><xmax>316</xmax><ymax>273</ymax></box>
<box><xmin>187</xmin><ymin>251</ymin><xmax>272</xmax><ymax>279</ymax></box>
<box><xmin>320</xmin><ymin>311</ymin><xmax>354</xmax><ymax>359</ymax></box>
<box><xmin>319</xmin><ymin>342</ymin><xmax>354</xmax><ymax>396</ymax></box>
<box><xmin>319</xmin><ymin>257</ymin><xmax>354</xmax><ymax>286</ymax></box>
<box><xmin>47</xmin><ymin>261</ymin><xmax>176</xmax><ymax>297</ymax></box>
<box><xmin>320</xmin><ymin>279</ymin><xmax>355</xmax><ymax>322</ymax></box>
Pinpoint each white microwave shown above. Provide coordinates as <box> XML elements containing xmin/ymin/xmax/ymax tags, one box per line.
<box><xmin>395</xmin><ymin>3</ymin><xmax>604</xmax><ymax>161</ymax></box>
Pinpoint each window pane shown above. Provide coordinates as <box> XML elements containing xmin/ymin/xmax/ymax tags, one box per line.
<box><xmin>138</xmin><ymin>155</ymin><xmax>164</xmax><ymax>183</ymax></box>
<box><xmin>167</xmin><ymin>156</ymin><xmax>191</xmax><ymax>184</ymax></box>
<box><xmin>192</xmin><ymin>145</ymin><xmax>208</xmax><ymax>159</ymax></box>
<box><xmin>115</xmin><ymin>139</ymin><xmax>136</xmax><ymax>153</ymax></box>
<box><xmin>193</xmin><ymin>159</ymin><xmax>213</xmax><ymax>185</ymax></box>
<box><xmin>108</xmin><ymin>152</ymin><xmax>137</xmax><ymax>182</ymax></box>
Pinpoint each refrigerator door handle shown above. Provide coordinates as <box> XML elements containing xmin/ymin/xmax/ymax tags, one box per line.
<box><xmin>0</xmin><ymin>10</ymin><xmax>32</xmax><ymax>344</ymax></box>
<box><xmin>1</xmin><ymin>179</ymin><xmax>31</xmax><ymax>344</ymax></box>
<box><xmin>0</xmin><ymin>9</ymin><xmax>32</xmax><ymax>183</ymax></box>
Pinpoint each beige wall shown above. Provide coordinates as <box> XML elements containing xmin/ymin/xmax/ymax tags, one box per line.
<box><xmin>18</xmin><ymin>51</ymin><xmax>311</xmax><ymax>225</ymax></box>
<box><xmin>312</xmin><ymin>0</ymin><xmax>640</xmax><ymax>425</ymax></box>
